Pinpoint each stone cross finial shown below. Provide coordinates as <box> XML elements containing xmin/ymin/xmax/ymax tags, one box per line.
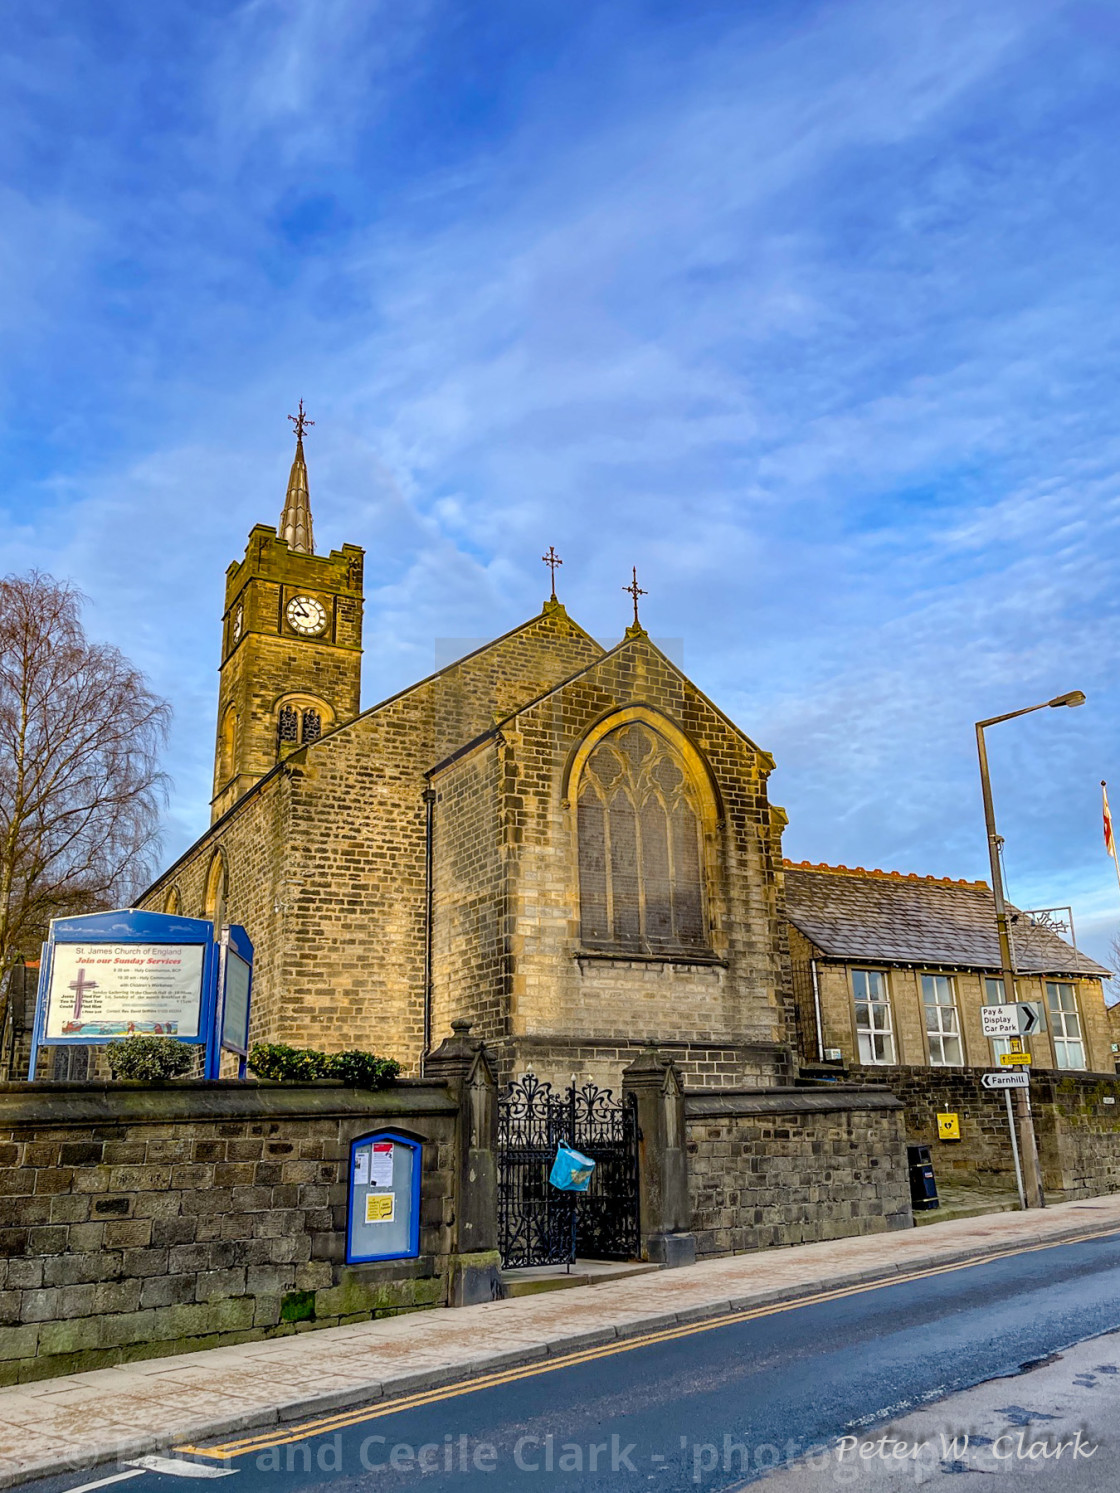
<box><xmin>541</xmin><ymin>546</ymin><xmax>563</xmax><ymax>601</ymax></box>
<box><xmin>623</xmin><ymin>566</ymin><xmax>647</xmax><ymax>628</ymax></box>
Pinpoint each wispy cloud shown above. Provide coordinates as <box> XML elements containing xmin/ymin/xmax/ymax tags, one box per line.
<box><xmin>3</xmin><ymin>0</ymin><xmax>1120</xmax><ymax>960</ymax></box>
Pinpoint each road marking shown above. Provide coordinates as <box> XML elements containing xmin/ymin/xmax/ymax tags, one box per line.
<box><xmin>61</xmin><ymin>1458</ymin><xmax>239</xmax><ymax>1493</ymax></box>
<box><xmin>124</xmin><ymin>1456</ymin><xmax>238</xmax><ymax>1478</ymax></box>
<box><xmin>62</xmin><ymin>1471</ymin><xmax>146</xmax><ymax>1493</ymax></box>
<box><xmin>176</xmin><ymin>1224</ymin><xmax>1120</xmax><ymax>1461</ymax></box>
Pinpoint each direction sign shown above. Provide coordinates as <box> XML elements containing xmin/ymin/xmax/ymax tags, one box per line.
<box><xmin>1017</xmin><ymin>1001</ymin><xmax>1045</xmax><ymax>1035</ymax></box>
<box><xmin>981</xmin><ymin>1005</ymin><xmax>1018</xmax><ymax>1037</ymax></box>
<box><xmin>1000</xmin><ymin>1052</ymin><xmax>1032</xmax><ymax>1065</ymax></box>
<box><xmin>982</xmin><ymin>1070</ymin><xmax>1029</xmax><ymax>1089</ymax></box>
<box><xmin>980</xmin><ymin>1001</ymin><xmax>1046</xmax><ymax>1037</ymax></box>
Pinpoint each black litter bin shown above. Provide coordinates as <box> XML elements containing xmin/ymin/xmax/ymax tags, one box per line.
<box><xmin>906</xmin><ymin>1143</ymin><xmax>939</xmax><ymax>1211</ymax></box>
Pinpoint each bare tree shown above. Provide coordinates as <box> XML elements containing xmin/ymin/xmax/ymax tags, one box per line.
<box><xmin>0</xmin><ymin>571</ymin><xmax>170</xmax><ymax>980</ymax></box>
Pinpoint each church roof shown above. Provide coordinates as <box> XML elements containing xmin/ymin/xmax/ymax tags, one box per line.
<box><xmin>783</xmin><ymin>860</ymin><xmax>1108</xmax><ymax>978</ymax></box>
<box><xmin>426</xmin><ymin>624</ymin><xmax>771</xmax><ymax>779</ymax></box>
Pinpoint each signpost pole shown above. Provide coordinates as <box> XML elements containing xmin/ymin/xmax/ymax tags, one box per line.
<box><xmin>1004</xmin><ymin>1088</ymin><xmax>1026</xmax><ymax>1210</ymax></box>
<box><xmin>976</xmin><ymin>718</ymin><xmax>1045</xmax><ymax>1209</ymax></box>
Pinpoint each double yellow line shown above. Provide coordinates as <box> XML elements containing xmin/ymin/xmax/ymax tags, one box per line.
<box><xmin>177</xmin><ymin>1223</ymin><xmax>1120</xmax><ymax>1462</ymax></box>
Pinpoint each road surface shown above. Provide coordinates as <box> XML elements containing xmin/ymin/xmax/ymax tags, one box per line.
<box><xmin>21</xmin><ymin>1228</ymin><xmax>1120</xmax><ymax>1493</ymax></box>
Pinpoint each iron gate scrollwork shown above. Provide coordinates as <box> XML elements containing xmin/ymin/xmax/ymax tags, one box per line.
<box><xmin>498</xmin><ymin>1072</ymin><xmax>639</xmax><ymax>1269</ymax></box>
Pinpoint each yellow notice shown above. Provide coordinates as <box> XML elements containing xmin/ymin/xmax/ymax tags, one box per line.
<box><xmin>365</xmin><ymin>1192</ymin><xmax>394</xmax><ymax>1224</ymax></box>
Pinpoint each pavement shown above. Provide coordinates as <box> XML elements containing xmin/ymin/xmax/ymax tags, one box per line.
<box><xmin>913</xmin><ymin>1182</ymin><xmax>1021</xmax><ymax>1226</ymax></box>
<box><xmin>3</xmin><ymin>1195</ymin><xmax>1120</xmax><ymax>1490</ymax></box>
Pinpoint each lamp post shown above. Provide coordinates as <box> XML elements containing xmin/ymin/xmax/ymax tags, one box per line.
<box><xmin>976</xmin><ymin>690</ymin><xmax>1086</xmax><ymax>1210</ymax></box>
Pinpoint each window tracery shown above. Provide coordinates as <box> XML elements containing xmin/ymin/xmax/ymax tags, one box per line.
<box><xmin>577</xmin><ymin>722</ymin><xmax>708</xmax><ymax>954</ymax></box>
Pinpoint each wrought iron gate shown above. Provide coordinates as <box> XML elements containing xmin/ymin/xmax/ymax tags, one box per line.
<box><xmin>498</xmin><ymin>1072</ymin><xmax>640</xmax><ymax>1269</ymax></box>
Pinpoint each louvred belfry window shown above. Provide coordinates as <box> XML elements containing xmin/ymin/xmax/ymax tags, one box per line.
<box><xmin>277</xmin><ymin>705</ymin><xmax>299</xmax><ymax>744</ymax></box>
<box><xmin>578</xmin><ymin>722</ymin><xmax>708</xmax><ymax>954</ymax></box>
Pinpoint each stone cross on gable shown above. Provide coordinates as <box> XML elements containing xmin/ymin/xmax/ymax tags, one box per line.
<box><xmin>623</xmin><ymin>566</ymin><xmax>647</xmax><ymax>628</ymax></box>
<box><xmin>541</xmin><ymin>546</ymin><xmax>563</xmax><ymax>601</ymax></box>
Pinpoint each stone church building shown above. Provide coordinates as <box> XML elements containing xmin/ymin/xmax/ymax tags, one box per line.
<box><xmin>141</xmin><ymin>429</ymin><xmax>792</xmax><ymax>1087</ymax></box>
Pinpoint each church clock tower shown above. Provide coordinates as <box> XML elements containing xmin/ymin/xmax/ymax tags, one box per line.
<box><xmin>211</xmin><ymin>405</ymin><xmax>364</xmax><ymax>822</ymax></box>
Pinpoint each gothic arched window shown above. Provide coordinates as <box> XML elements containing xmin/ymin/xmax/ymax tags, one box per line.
<box><xmin>301</xmin><ymin>709</ymin><xmax>321</xmax><ymax>743</ymax></box>
<box><xmin>577</xmin><ymin>722</ymin><xmax>708</xmax><ymax>954</ymax></box>
<box><xmin>205</xmin><ymin>851</ymin><xmax>228</xmax><ymax>933</ymax></box>
<box><xmin>218</xmin><ymin>707</ymin><xmax>237</xmax><ymax>784</ymax></box>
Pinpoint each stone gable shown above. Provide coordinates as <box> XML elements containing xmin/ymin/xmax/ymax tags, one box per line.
<box><xmin>428</xmin><ymin>630</ymin><xmax>795</xmax><ymax>1087</ymax></box>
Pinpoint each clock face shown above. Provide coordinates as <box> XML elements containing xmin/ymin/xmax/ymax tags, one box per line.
<box><xmin>286</xmin><ymin>595</ymin><xmax>328</xmax><ymax>637</ymax></box>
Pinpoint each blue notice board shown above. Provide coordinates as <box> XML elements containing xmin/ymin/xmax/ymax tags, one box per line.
<box><xmin>29</xmin><ymin>909</ymin><xmax>253</xmax><ymax>1082</ymax></box>
<box><xmin>213</xmin><ymin>923</ymin><xmax>254</xmax><ymax>1079</ymax></box>
<box><xmin>347</xmin><ymin>1131</ymin><xmax>422</xmax><ymax>1264</ymax></box>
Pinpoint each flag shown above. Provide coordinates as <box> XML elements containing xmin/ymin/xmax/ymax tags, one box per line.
<box><xmin>1104</xmin><ymin>781</ymin><xmax>1116</xmax><ymax>861</ymax></box>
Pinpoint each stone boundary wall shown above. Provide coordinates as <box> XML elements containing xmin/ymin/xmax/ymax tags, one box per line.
<box><xmin>685</xmin><ymin>1086</ymin><xmax>912</xmax><ymax>1257</ymax></box>
<box><xmin>500</xmin><ymin>1035</ymin><xmax>790</xmax><ymax>1092</ymax></box>
<box><xmin>818</xmin><ymin>1064</ymin><xmax>1120</xmax><ymax>1200</ymax></box>
<box><xmin>0</xmin><ymin>1079</ymin><xmax>475</xmax><ymax>1385</ymax></box>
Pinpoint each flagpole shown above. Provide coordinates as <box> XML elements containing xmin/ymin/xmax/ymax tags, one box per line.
<box><xmin>1103</xmin><ymin>781</ymin><xmax>1120</xmax><ymax>902</ymax></box>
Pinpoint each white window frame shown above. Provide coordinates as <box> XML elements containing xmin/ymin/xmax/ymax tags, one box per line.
<box><xmin>922</xmin><ymin>973</ymin><xmax>964</xmax><ymax>1066</ymax></box>
<box><xmin>852</xmin><ymin>969</ymin><xmax>895</xmax><ymax>1064</ymax></box>
<box><xmin>1046</xmin><ymin>981</ymin><xmax>1086</xmax><ymax>1070</ymax></box>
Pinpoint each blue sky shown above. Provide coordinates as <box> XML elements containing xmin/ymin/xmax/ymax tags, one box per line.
<box><xmin>4</xmin><ymin>0</ymin><xmax>1120</xmax><ymax>966</ymax></box>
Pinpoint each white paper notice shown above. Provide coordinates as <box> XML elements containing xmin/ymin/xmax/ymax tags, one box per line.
<box><xmin>46</xmin><ymin>943</ymin><xmax>204</xmax><ymax>1039</ymax></box>
<box><xmin>354</xmin><ymin>1149</ymin><xmax>370</xmax><ymax>1185</ymax></box>
<box><xmin>369</xmin><ymin>1143</ymin><xmax>394</xmax><ymax>1188</ymax></box>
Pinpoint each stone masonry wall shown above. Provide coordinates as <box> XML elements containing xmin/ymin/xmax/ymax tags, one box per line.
<box><xmin>0</xmin><ymin>1081</ymin><xmax>461</xmax><ymax>1385</ymax></box>
<box><xmin>1038</xmin><ymin>1073</ymin><xmax>1120</xmax><ymax>1198</ymax></box>
<box><xmin>686</xmin><ymin>1088</ymin><xmax>912</xmax><ymax>1257</ymax></box>
<box><xmin>430</xmin><ymin>744</ymin><xmax>505</xmax><ymax>1050</ymax></box>
<box><xmin>142</xmin><ymin>604</ymin><xmax>604</xmax><ymax>1072</ymax></box>
<box><xmin>509</xmin><ymin>1035</ymin><xmax>788</xmax><ymax>1093</ymax></box>
<box><xmin>141</xmin><ymin>768</ymin><xmax>289</xmax><ymax>1066</ymax></box>
<box><xmin>835</xmin><ymin>1063</ymin><xmax>1120</xmax><ymax>1200</ymax></box>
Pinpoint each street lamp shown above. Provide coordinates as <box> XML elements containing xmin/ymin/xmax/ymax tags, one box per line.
<box><xmin>976</xmin><ymin>690</ymin><xmax>1086</xmax><ymax>1210</ymax></box>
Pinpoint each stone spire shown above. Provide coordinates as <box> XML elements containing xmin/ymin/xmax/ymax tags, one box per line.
<box><xmin>279</xmin><ymin>401</ymin><xmax>315</xmax><ymax>554</ymax></box>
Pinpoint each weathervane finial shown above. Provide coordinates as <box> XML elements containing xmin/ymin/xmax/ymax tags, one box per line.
<box><xmin>542</xmin><ymin>546</ymin><xmax>563</xmax><ymax>602</ymax></box>
<box><xmin>623</xmin><ymin>566</ymin><xmax>647</xmax><ymax>628</ymax></box>
<box><xmin>288</xmin><ymin>399</ymin><xmax>314</xmax><ymax>442</ymax></box>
